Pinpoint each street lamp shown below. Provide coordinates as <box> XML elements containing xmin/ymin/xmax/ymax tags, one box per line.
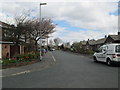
<box><xmin>39</xmin><ymin>2</ymin><xmax>47</xmax><ymax>60</ymax></box>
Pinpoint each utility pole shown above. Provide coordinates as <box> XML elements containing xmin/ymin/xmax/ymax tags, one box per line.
<box><xmin>39</xmin><ymin>3</ymin><xmax>47</xmax><ymax>60</ymax></box>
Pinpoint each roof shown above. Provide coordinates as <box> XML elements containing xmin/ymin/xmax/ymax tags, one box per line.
<box><xmin>0</xmin><ymin>41</ymin><xmax>13</xmax><ymax>44</ymax></box>
<box><xmin>87</xmin><ymin>40</ymin><xmax>96</xmax><ymax>45</ymax></box>
<box><xmin>104</xmin><ymin>43</ymin><xmax>120</xmax><ymax>46</ymax></box>
<box><xmin>0</xmin><ymin>21</ymin><xmax>10</xmax><ymax>28</ymax></box>
<box><xmin>95</xmin><ymin>38</ymin><xmax>107</xmax><ymax>45</ymax></box>
<box><xmin>108</xmin><ymin>35</ymin><xmax>118</xmax><ymax>41</ymax></box>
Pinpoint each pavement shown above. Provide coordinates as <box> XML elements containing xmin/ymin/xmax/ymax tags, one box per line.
<box><xmin>2</xmin><ymin>51</ymin><xmax>56</xmax><ymax>77</ymax></box>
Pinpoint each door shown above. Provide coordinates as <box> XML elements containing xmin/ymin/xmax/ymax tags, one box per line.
<box><xmin>96</xmin><ymin>46</ymin><xmax>103</xmax><ymax>61</ymax></box>
<box><xmin>100</xmin><ymin>46</ymin><xmax>108</xmax><ymax>62</ymax></box>
<box><xmin>10</xmin><ymin>45</ymin><xmax>20</xmax><ymax>58</ymax></box>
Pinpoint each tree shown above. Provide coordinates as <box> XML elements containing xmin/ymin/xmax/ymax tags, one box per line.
<box><xmin>49</xmin><ymin>39</ymin><xmax>54</xmax><ymax>46</ymax></box>
<box><xmin>54</xmin><ymin>38</ymin><xmax>62</xmax><ymax>47</ymax></box>
<box><xmin>72</xmin><ymin>42</ymin><xmax>81</xmax><ymax>53</ymax></box>
<box><xmin>2</xmin><ymin>12</ymin><xmax>31</xmax><ymax>45</ymax></box>
<box><xmin>2</xmin><ymin>10</ymin><xmax>56</xmax><ymax>52</ymax></box>
<box><xmin>29</xmin><ymin>18</ymin><xmax>56</xmax><ymax>50</ymax></box>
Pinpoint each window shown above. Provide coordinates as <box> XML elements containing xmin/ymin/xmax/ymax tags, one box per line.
<box><xmin>102</xmin><ymin>46</ymin><xmax>108</xmax><ymax>52</ymax></box>
<box><xmin>116</xmin><ymin>45</ymin><xmax>120</xmax><ymax>53</ymax></box>
<box><xmin>98</xmin><ymin>47</ymin><xmax>103</xmax><ymax>53</ymax></box>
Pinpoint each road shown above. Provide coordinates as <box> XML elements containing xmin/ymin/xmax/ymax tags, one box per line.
<box><xmin>2</xmin><ymin>50</ymin><xmax>119</xmax><ymax>88</ymax></box>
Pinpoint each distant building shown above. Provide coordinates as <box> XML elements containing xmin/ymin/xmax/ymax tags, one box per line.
<box><xmin>86</xmin><ymin>39</ymin><xmax>96</xmax><ymax>50</ymax></box>
<box><xmin>64</xmin><ymin>42</ymin><xmax>71</xmax><ymax>49</ymax></box>
<box><xmin>80</xmin><ymin>32</ymin><xmax>120</xmax><ymax>51</ymax></box>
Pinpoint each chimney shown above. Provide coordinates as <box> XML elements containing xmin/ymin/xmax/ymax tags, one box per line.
<box><xmin>105</xmin><ymin>35</ymin><xmax>107</xmax><ymax>38</ymax></box>
<box><xmin>118</xmin><ymin>32</ymin><xmax>120</xmax><ymax>40</ymax></box>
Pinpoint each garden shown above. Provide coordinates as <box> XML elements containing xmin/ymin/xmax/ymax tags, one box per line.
<box><xmin>1</xmin><ymin>52</ymin><xmax>45</xmax><ymax>69</ymax></box>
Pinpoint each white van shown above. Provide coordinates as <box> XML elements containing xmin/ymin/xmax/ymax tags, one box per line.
<box><xmin>93</xmin><ymin>43</ymin><xmax>120</xmax><ymax>66</ymax></box>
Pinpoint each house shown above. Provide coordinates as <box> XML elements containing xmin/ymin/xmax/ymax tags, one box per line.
<box><xmin>105</xmin><ymin>32</ymin><xmax>120</xmax><ymax>43</ymax></box>
<box><xmin>87</xmin><ymin>32</ymin><xmax>120</xmax><ymax>50</ymax></box>
<box><xmin>0</xmin><ymin>41</ymin><xmax>13</xmax><ymax>59</ymax></box>
<box><xmin>0</xmin><ymin>41</ymin><xmax>24</xmax><ymax>59</ymax></box>
<box><xmin>0</xmin><ymin>21</ymin><xmax>25</xmax><ymax>59</ymax></box>
<box><xmin>86</xmin><ymin>39</ymin><xmax>96</xmax><ymax>51</ymax></box>
<box><xmin>95</xmin><ymin>37</ymin><xmax>107</xmax><ymax>48</ymax></box>
<box><xmin>64</xmin><ymin>42</ymin><xmax>71</xmax><ymax>49</ymax></box>
<box><xmin>105</xmin><ymin>35</ymin><xmax>118</xmax><ymax>44</ymax></box>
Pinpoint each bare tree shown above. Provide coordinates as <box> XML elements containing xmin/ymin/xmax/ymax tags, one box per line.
<box><xmin>2</xmin><ymin>10</ymin><xmax>56</xmax><ymax>52</ymax></box>
<box><xmin>49</xmin><ymin>39</ymin><xmax>54</xmax><ymax>46</ymax></box>
<box><xmin>29</xmin><ymin>18</ymin><xmax>56</xmax><ymax>50</ymax></box>
<box><xmin>54</xmin><ymin>38</ymin><xmax>62</xmax><ymax>47</ymax></box>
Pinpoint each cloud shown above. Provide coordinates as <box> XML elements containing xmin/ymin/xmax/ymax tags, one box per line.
<box><xmin>0</xmin><ymin>1</ymin><xmax>119</xmax><ymax>43</ymax></box>
<box><xmin>50</xmin><ymin>26</ymin><xmax>106</xmax><ymax>43</ymax></box>
<box><xmin>48</xmin><ymin>2</ymin><xmax>118</xmax><ymax>33</ymax></box>
<box><xmin>0</xmin><ymin>0</ymin><xmax>119</xmax><ymax>2</ymax></box>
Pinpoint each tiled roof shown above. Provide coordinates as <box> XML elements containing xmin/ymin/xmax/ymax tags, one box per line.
<box><xmin>87</xmin><ymin>40</ymin><xmax>96</xmax><ymax>45</ymax></box>
<box><xmin>95</xmin><ymin>38</ymin><xmax>107</xmax><ymax>45</ymax></box>
<box><xmin>109</xmin><ymin>35</ymin><xmax>118</xmax><ymax>40</ymax></box>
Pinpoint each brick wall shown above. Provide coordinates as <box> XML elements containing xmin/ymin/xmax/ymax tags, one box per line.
<box><xmin>2</xmin><ymin>44</ymin><xmax>10</xmax><ymax>58</ymax></box>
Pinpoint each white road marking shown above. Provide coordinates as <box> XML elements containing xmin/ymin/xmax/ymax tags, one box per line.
<box><xmin>11</xmin><ymin>70</ymin><xmax>30</xmax><ymax>76</ymax></box>
<box><xmin>50</xmin><ymin>52</ymin><xmax>56</xmax><ymax>62</ymax></box>
<box><xmin>52</xmin><ymin>55</ymin><xmax>56</xmax><ymax>62</ymax></box>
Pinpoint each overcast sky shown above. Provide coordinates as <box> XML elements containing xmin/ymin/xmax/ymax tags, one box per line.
<box><xmin>0</xmin><ymin>0</ymin><xmax>119</xmax><ymax>43</ymax></box>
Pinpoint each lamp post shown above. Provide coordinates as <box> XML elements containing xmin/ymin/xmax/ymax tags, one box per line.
<box><xmin>39</xmin><ymin>3</ymin><xmax>47</xmax><ymax>60</ymax></box>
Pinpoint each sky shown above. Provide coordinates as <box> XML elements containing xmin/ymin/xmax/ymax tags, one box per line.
<box><xmin>0</xmin><ymin>0</ymin><xmax>119</xmax><ymax>44</ymax></box>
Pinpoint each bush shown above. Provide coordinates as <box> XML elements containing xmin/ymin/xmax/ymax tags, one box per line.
<box><xmin>71</xmin><ymin>42</ymin><xmax>96</xmax><ymax>55</ymax></box>
<box><xmin>2</xmin><ymin>59</ymin><xmax>17</xmax><ymax>65</ymax></box>
<box><xmin>2</xmin><ymin>59</ymin><xmax>10</xmax><ymax>65</ymax></box>
<box><xmin>2</xmin><ymin>52</ymin><xmax>43</xmax><ymax>65</ymax></box>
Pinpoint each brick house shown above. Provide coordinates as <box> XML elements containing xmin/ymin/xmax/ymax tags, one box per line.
<box><xmin>0</xmin><ymin>21</ymin><xmax>25</xmax><ymax>59</ymax></box>
<box><xmin>0</xmin><ymin>41</ymin><xmax>24</xmax><ymax>59</ymax></box>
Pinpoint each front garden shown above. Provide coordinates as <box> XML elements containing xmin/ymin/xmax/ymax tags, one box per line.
<box><xmin>1</xmin><ymin>52</ymin><xmax>45</xmax><ymax>69</ymax></box>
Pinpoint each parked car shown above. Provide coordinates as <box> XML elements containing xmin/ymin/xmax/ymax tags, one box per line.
<box><xmin>93</xmin><ymin>43</ymin><xmax>120</xmax><ymax>66</ymax></box>
<box><xmin>50</xmin><ymin>48</ymin><xmax>55</xmax><ymax>51</ymax></box>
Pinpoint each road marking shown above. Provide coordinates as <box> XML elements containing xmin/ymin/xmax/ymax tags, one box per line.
<box><xmin>50</xmin><ymin>52</ymin><xmax>56</xmax><ymax>62</ymax></box>
<box><xmin>52</xmin><ymin>55</ymin><xmax>56</xmax><ymax>62</ymax></box>
<box><xmin>11</xmin><ymin>70</ymin><xmax>30</xmax><ymax>76</ymax></box>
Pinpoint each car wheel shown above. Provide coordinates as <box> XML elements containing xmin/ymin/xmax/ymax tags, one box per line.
<box><xmin>93</xmin><ymin>56</ymin><xmax>98</xmax><ymax>62</ymax></box>
<box><xmin>106</xmin><ymin>59</ymin><xmax>112</xmax><ymax>66</ymax></box>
